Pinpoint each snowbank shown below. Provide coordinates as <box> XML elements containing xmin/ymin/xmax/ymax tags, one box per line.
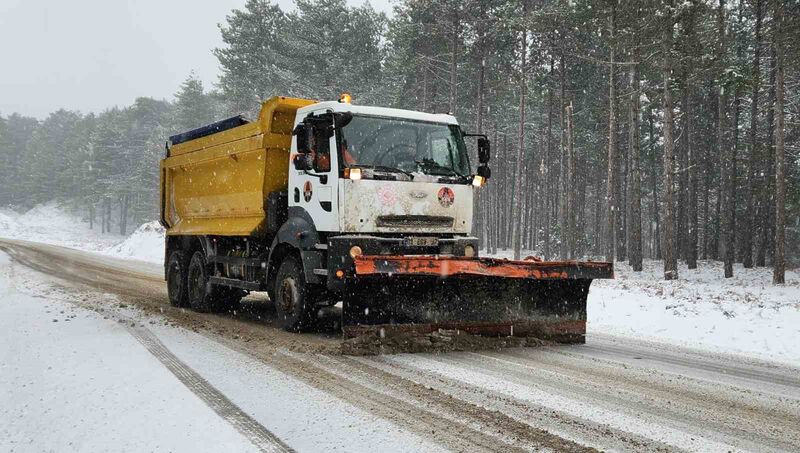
<box><xmin>102</xmin><ymin>221</ymin><xmax>165</xmax><ymax>264</ymax></box>
<box><xmin>0</xmin><ymin>202</ymin><xmax>165</xmax><ymax>263</ymax></box>
<box><xmin>0</xmin><ymin>202</ymin><xmax>124</xmax><ymax>251</ymax></box>
<box><xmin>589</xmin><ymin>260</ymin><xmax>800</xmax><ymax>365</ymax></box>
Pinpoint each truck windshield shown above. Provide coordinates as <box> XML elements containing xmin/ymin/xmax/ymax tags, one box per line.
<box><xmin>337</xmin><ymin>115</ymin><xmax>470</xmax><ymax>178</ymax></box>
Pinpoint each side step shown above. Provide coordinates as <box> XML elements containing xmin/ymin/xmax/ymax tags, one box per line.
<box><xmin>209</xmin><ymin>276</ymin><xmax>262</xmax><ymax>291</ymax></box>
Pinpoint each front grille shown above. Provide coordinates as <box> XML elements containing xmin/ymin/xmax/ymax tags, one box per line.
<box><xmin>376</xmin><ymin>215</ymin><xmax>454</xmax><ymax>229</ymax></box>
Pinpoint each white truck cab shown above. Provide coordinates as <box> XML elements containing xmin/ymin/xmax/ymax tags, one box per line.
<box><xmin>289</xmin><ymin>99</ymin><xmax>489</xmax><ymax>239</ymax></box>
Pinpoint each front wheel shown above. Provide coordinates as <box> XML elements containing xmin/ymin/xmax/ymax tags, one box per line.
<box><xmin>273</xmin><ymin>256</ymin><xmax>313</xmax><ymax>331</ymax></box>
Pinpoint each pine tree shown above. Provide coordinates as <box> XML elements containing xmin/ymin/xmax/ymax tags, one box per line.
<box><xmin>174</xmin><ymin>73</ymin><xmax>215</xmax><ymax>132</ymax></box>
<box><xmin>214</xmin><ymin>0</ymin><xmax>291</xmax><ymax>115</ymax></box>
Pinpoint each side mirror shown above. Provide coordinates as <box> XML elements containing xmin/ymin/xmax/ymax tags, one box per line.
<box><xmin>293</xmin><ymin>123</ymin><xmax>313</xmax><ymax>154</ymax></box>
<box><xmin>477</xmin><ymin>165</ymin><xmax>491</xmax><ymax>179</ymax></box>
<box><xmin>478</xmin><ymin>137</ymin><xmax>491</xmax><ymax>164</ymax></box>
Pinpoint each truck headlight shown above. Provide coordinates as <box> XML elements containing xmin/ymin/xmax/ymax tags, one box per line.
<box><xmin>349</xmin><ymin>245</ymin><xmax>363</xmax><ymax>259</ymax></box>
<box><xmin>464</xmin><ymin>245</ymin><xmax>475</xmax><ymax>257</ymax></box>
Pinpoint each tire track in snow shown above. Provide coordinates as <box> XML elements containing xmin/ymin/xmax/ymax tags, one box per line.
<box><xmin>123</xmin><ymin>322</ymin><xmax>295</xmax><ymax>453</ymax></box>
<box><xmin>1</xmin><ymin>242</ymin><xmax>294</xmax><ymax>453</ymax></box>
<box><xmin>388</xmin><ymin>353</ymin><xmax>742</xmax><ymax>452</ymax></box>
<box><xmin>297</xmin><ymin>352</ymin><xmax>594</xmax><ymax>452</ymax></box>
<box><xmin>352</xmin><ymin>354</ymin><xmax>678</xmax><ymax>452</ymax></box>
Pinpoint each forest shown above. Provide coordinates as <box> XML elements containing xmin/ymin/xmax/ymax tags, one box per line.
<box><xmin>0</xmin><ymin>0</ymin><xmax>798</xmax><ymax>281</ymax></box>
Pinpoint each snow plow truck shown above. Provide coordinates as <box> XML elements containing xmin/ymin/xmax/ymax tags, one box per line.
<box><xmin>160</xmin><ymin>95</ymin><xmax>613</xmax><ymax>343</ymax></box>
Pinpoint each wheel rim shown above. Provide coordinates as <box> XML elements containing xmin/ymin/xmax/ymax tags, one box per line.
<box><xmin>168</xmin><ymin>262</ymin><xmax>181</xmax><ymax>298</ymax></box>
<box><xmin>279</xmin><ymin>277</ymin><xmax>298</xmax><ymax>316</ymax></box>
<box><xmin>189</xmin><ymin>264</ymin><xmax>203</xmax><ymax>303</ymax></box>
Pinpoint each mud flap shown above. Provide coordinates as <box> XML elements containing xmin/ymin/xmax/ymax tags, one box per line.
<box><xmin>342</xmin><ymin>276</ymin><xmax>594</xmax><ymax>344</ymax></box>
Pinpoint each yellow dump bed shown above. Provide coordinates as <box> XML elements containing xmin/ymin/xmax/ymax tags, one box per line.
<box><xmin>160</xmin><ymin>96</ymin><xmax>315</xmax><ymax>237</ymax></box>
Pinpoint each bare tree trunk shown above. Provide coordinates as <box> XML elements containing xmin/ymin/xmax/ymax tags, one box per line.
<box><xmin>629</xmin><ymin>47</ymin><xmax>643</xmax><ymax>271</ymax></box>
<box><xmin>758</xmin><ymin>44</ymin><xmax>777</xmax><ymax>266</ymax></box>
<box><xmin>595</xmin><ymin>164</ymin><xmax>604</xmax><ymax>256</ymax></box>
<box><xmin>88</xmin><ymin>204</ymin><xmax>94</xmax><ymax>230</ymax></box>
<box><xmin>422</xmin><ymin>54</ymin><xmax>429</xmax><ymax>113</ymax></box>
<box><xmin>741</xmin><ymin>0</ymin><xmax>763</xmax><ymax>268</ymax></box>
<box><xmin>683</xmin><ymin>11</ymin><xmax>698</xmax><ymax>269</ymax></box>
<box><xmin>566</xmin><ymin>101</ymin><xmax>577</xmax><ymax>258</ymax></box>
<box><xmin>576</xmin><ymin>152</ymin><xmax>587</xmax><ymax>257</ymax></box>
<box><xmin>718</xmin><ymin>0</ymin><xmax>734</xmax><ymax>278</ymax></box>
<box><xmin>107</xmin><ymin>197</ymin><xmax>112</xmax><ymax>235</ymax></box>
<box><xmin>504</xmin><ymin>132</ymin><xmax>512</xmax><ymax>248</ymax></box>
<box><xmin>732</xmin><ymin>91</ymin><xmax>741</xmax><ymax>261</ymax></box>
<box><xmin>558</xmin><ymin>51</ymin><xmax>568</xmax><ymax>260</ymax></box>
<box><xmin>617</xmin><ymin>100</ymin><xmax>628</xmax><ymax>262</ymax></box>
<box><xmin>686</xmin><ymin>91</ymin><xmax>698</xmax><ymax>269</ymax></box>
<box><xmin>490</xmin><ymin>127</ymin><xmax>499</xmax><ymax>255</ymax></box>
<box><xmin>120</xmin><ymin>194</ymin><xmax>129</xmax><ymax>236</ymax></box>
<box><xmin>703</xmin><ymin>81</ymin><xmax>714</xmax><ymax>261</ymax></box>
<box><xmin>544</xmin><ymin>58</ymin><xmax>554</xmax><ymax>260</ymax></box>
<box><xmin>605</xmin><ymin>1</ymin><xmax>617</xmax><ymax>263</ymax></box>
<box><xmin>662</xmin><ymin>2</ymin><xmax>678</xmax><ymax>280</ymax></box>
<box><xmin>448</xmin><ymin>8</ymin><xmax>459</xmax><ymax>115</ymax></box>
<box><xmin>511</xmin><ymin>3</ymin><xmax>527</xmax><ymax>260</ymax></box>
<box><xmin>683</xmin><ymin>92</ymin><xmax>698</xmax><ymax>269</ymax></box>
<box><xmin>649</xmin><ymin>109</ymin><xmax>661</xmax><ymax>260</ymax></box>
<box><xmin>773</xmin><ymin>0</ymin><xmax>785</xmax><ymax>284</ymax></box>
<box><xmin>475</xmin><ymin>10</ymin><xmax>487</xmax><ymax>251</ymax></box>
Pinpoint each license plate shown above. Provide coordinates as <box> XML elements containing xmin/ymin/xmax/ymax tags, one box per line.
<box><xmin>404</xmin><ymin>236</ymin><xmax>439</xmax><ymax>247</ymax></box>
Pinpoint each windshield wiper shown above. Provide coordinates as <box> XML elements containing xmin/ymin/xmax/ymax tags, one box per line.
<box><xmin>414</xmin><ymin>159</ymin><xmax>459</xmax><ymax>176</ymax></box>
<box><xmin>351</xmin><ymin>164</ymin><xmax>415</xmax><ymax>179</ymax></box>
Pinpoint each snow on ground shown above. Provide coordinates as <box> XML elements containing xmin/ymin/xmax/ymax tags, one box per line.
<box><xmin>0</xmin><ymin>202</ymin><xmax>125</xmax><ymax>251</ymax></box>
<box><xmin>0</xmin><ymin>203</ymin><xmax>164</xmax><ymax>263</ymax></box>
<box><xmin>101</xmin><ymin>221</ymin><xmax>165</xmax><ymax>263</ymax></box>
<box><xmin>486</xmin><ymin>248</ymin><xmax>800</xmax><ymax>366</ymax></box>
<box><xmin>590</xmin><ymin>259</ymin><xmax>800</xmax><ymax>366</ymax></box>
<box><xmin>0</xmin><ymin>251</ymin><xmax>260</xmax><ymax>453</ymax></box>
<box><xmin>0</xmin><ymin>250</ymin><xmax>443</xmax><ymax>452</ymax></box>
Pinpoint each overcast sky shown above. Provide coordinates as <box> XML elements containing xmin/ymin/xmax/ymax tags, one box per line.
<box><xmin>0</xmin><ymin>0</ymin><xmax>393</xmax><ymax>119</ymax></box>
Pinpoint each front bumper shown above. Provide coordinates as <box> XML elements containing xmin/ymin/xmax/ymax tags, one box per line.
<box><xmin>326</xmin><ymin>235</ymin><xmax>479</xmax><ymax>291</ymax></box>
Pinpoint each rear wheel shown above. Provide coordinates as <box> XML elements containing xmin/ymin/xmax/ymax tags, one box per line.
<box><xmin>187</xmin><ymin>251</ymin><xmax>223</xmax><ymax>313</ymax></box>
<box><xmin>273</xmin><ymin>255</ymin><xmax>313</xmax><ymax>331</ymax></box>
<box><xmin>166</xmin><ymin>250</ymin><xmax>189</xmax><ymax>307</ymax></box>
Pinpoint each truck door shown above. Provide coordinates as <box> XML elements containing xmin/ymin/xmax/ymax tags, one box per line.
<box><xmin>289</xmin><ymin>112</ymin><xmax>339</xmax><ymax>232</ymax></box>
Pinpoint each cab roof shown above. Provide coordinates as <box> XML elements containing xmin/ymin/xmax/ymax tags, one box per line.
<box><xmin>297</xmin><ymin>101</ymin><xmax>460</xmax><ymax>126</ymax></box>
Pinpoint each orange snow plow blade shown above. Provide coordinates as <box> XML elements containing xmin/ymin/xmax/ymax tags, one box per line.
<box><xmin>342</xmin><ymin>255</ymin><xmax>613</xmax><ymax>343</ymax></box>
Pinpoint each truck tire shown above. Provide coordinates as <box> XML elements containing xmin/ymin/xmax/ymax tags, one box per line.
<box><xmin>167</xmin><ymin>250</ymin><xmax>189</xmax><ymax>307</ymax></box>
<box><xmin>273</xmin><ymin>255</ymin><xmax>313</xmax><ymax>332</ymax></box>
<box><xmin>186</xmin><ymin>251</ymin><xmax>222</xmax><ymax>313</ymax></box>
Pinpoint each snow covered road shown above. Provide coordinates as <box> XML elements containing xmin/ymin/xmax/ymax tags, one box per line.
<box><xmin>2</xmin><ymin>238</ymin><xmax>800</xmax><ymax>452</ymax></box>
